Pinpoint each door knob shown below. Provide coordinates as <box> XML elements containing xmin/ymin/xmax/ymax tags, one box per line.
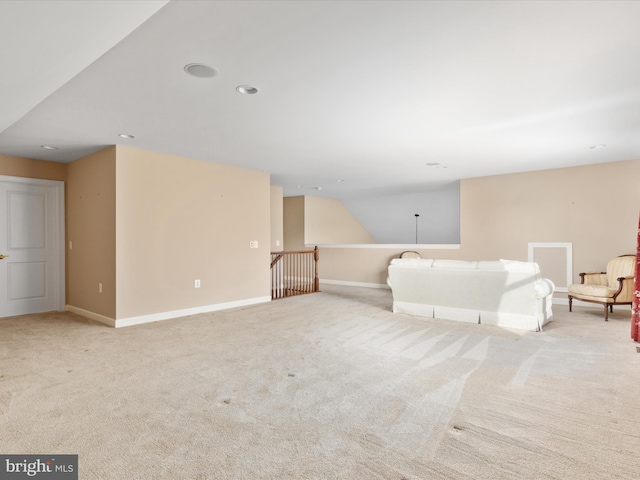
<box><xmin>0</xmin><ymin>254</ymin><xmax>9</xmax><ymax>260</ymax></box>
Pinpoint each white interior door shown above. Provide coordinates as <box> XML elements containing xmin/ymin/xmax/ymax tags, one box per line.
<box><xmin>0</xmin><ymin>176</ymin><xmax>65</xmax><ymax>318</ymax></box>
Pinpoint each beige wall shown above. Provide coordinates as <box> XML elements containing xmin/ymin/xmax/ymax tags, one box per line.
<box><xmin>283</xmin><ymin>196</ymin><xmax>306</xmax><ymax>251</ymax></box>
<box><xmin>304</xmin><ymin>196</ymin><xmax>375</xmax><ymax>245</ymax></box>
<box><xmin>66</xmin><ymin>147</ymin><xmax>117</xmax><ymax>318</ymax></box>
<box><xmin>320</xmin><ymin>159</ymin><xmax>640</xmax><ymax>286</ymax></box>
<box><xmin>3</xmin><ymin>147</ymin><xmax>272</xmax><ymax>323</ymax></box>
<box><xmin>0</xmin><ymin>154</ymin><xmax>66</xmax><ymax>182</ymax></box>
<box><xmin>115</xmin><ymin>146</ymin><xmax>271</xmax><ymax>319</ymax></box>
<box><xmin>459</xmin><ymin>159</ymin><xmax>639</xmax><ymax>273</ymax></box>
<box><xmin>4</xmin><ymin>150</ymin><xmax>637</xmax><ymax>319</ymax></box>
<box><xmin>270</xmin><ymin>185</ymin><xmax>284</xmax><ymax>251</ymax></box>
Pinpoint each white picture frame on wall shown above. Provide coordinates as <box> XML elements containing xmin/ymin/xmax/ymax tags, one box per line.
<box><xmin>528</xmin><ymin>242</ymin><xmax>573</xmax><ymax>293</ymax></box>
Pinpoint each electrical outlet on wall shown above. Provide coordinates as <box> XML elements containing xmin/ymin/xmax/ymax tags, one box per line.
<box><xmin>195</xmin><ymin>279</ymin><xmax>201</xmax><ymax>288</ymax></box>
<box><xmin>250</xmin><ymin>240</ymin><xmax>259</xmax><ymax>248</ymax></box>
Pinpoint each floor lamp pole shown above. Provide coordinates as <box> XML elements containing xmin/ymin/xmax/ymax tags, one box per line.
<box><xmin>415</xmin><ymin>214</ymin><xmax>419</xmax><ymax>244</ymax></box>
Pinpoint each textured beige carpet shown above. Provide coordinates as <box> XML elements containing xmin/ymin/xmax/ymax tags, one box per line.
<box><xmin>1</xmin><ymin>285</ymin><xmax>640</xmax><ymax>479</ymax></box>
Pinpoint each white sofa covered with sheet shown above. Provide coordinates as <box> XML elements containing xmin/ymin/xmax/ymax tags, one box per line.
<box><xmin>387</xmin><ymin>258</ymin><xmax>554</xmax><ymax>331</ymax></box>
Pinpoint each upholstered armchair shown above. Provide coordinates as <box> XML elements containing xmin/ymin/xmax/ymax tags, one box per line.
<box><xmin>568</xmin><ymin>254</ymin><xmax>636</xmax><ymax>321</ymax></box>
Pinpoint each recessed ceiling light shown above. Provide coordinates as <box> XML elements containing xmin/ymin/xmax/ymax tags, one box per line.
<box><xmin>236</xmin><ymin>85</ymin><xmax>259</xmax><ymax>95</ymax></box>
<box><xmin>314</xmin><ymin>186</ymin><xmax>322</xmax><ymax>190</ymax></box>
<box><xmin>41</xmin><ymin>145</ymin><xmax>59</xmax><ymax>150</ymax></box>
<box><xmin>426</xmin><ymin>162</ymin><xmax>441</xmax><ymax>166</ymax></box>
<box><xmin>589</xmin><ymin>144</ymin><xmax>606</xmax><ymax>149</ymax></box>
<box><xmin>184</xmin><ymin>63</ymin><xmax>217</xmax><ymax>78</ymax></box>
<box><xmin>296</xmin><ymin>185</ymin><xmax>304</xmax><ymax>188</ymax></box>
<box><xmin>118</xmin><ymin>133</ymin><xmax>135</xmax><ymax>139</ymax></box>
<box><xmin>337</xmin><ymin>179</ymin><xmax>345</xmax><ymax>182</ymax></box>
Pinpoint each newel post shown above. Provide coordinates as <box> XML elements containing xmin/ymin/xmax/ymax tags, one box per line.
<box><xmin>314</xmin><ymin>246</ymin><xmax>320</xmax><ymax>292</ymax></box>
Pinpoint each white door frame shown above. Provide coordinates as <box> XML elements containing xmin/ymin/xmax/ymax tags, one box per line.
<box><xmin>0</xmin><ymin>175</ymin><xmax>65</xmax><ymax>313</ymax></box>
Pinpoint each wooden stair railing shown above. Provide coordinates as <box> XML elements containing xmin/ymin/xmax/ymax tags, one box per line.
<box><xmin>270</xmin><ymin>246</ymin><xmax>319</xmax><ymax>300</ymax></box>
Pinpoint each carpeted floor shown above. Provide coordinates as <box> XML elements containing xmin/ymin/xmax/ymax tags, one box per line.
<box><xmin>1</xmin><ymin>284</ymin><xmax>639</xmax><ymax>479</ymax></box>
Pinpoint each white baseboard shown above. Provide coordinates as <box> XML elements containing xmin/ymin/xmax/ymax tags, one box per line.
<box><xmin>320</xmin><ymin>279</ymin><xmax>390</xmax><ymax>289</ymax></box>
<box><xmin>66</xmin><ymin>305</ymin><xmax>116</xmax><ymax>327</ymax></box>
<box><xmin>67</xmin><ymin>296</ymin><xmax>271</xmax><ymax>328</ymax></box>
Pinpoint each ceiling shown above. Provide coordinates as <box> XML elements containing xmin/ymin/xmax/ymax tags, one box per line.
<box><xmin>1</xmin><ymin>0</ymin><xmax>639</xmax><ymax>200</ymax></box>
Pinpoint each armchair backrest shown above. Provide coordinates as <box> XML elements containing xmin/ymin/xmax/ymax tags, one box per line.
<box><xmin>400</xmin><ymin>251</ymin><xmax>421</xmax><ymax>259</ymax></box>
<box><xmin>606</xmin><ymin>255</ymin><xmax>635</xmax><ymax>286</ymax></box>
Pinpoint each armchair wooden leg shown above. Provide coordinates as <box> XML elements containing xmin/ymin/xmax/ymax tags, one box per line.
<box><xmin>568</xmin><ymin>296</ymin><xmax>573</xmax><ymax>312</ymax></box>
<box><xmin>604</xmin><ymin>304</ymin><xmax>609</xmax><ymax>321</ymax></box>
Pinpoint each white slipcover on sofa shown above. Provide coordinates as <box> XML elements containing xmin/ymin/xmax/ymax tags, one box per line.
<box><xmin>387</xmin><ymin>258</ymin><xmax>554</xmax><ymax>331</ymax></box>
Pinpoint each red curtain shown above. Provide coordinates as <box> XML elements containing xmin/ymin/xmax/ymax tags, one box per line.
<box><xmin>631</xmin><ymin>212</ymin><xmax>640</xmax><ymax>342</ymax></box>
